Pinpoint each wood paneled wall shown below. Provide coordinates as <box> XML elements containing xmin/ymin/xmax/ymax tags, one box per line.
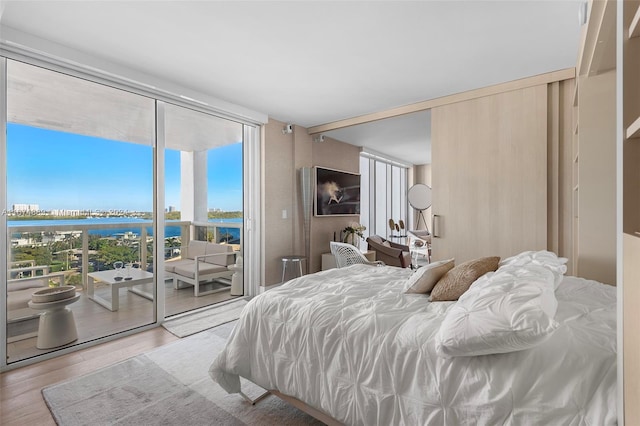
<box><xmin>547</xmin><ymin>79</ymin><xmax>576</xmax><ymax>275</ymax></box>
<box><xmin>576</xmin><ymin>71</ymin><xmax>617</xmax><ymax>285</ymax></box>
<box><xmin>431</xmin><ymin>85</ymin><xmax>549</xmax><ymax>263</ymax></box>
<box><xmin>429</xmin><ymin>78</ymin><xmax>578</xmax><ymax>268</ymax></box>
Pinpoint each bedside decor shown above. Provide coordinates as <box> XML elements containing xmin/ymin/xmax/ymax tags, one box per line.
<box><xmin>342</xmin><ymin>222</ymin><xmax>366</xmax><ymax>248</ymax></box>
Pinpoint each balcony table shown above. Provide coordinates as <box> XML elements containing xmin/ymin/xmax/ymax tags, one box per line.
<box><xmin>87</xmin><ymin>269</ymin><xmax>154</xmax><ymax>311</ymax></box>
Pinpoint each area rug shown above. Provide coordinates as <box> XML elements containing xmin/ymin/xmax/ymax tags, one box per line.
<box><xmin>162</xmin><ymin>298</ymin><xmax>248</xmax><ymax>338</ymax></box>
<box><xmin>42</xmin><ymin>321</ymin><xmax>323</xmax><ymax>426</ymax></box>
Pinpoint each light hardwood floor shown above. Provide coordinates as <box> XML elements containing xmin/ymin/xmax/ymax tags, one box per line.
<box><xmin>7</xmin><ymin>279</ymin><xmax>235</xmax><ymax>363</ymax></box>
<box><xmin>0</xmin><ymin>326</ymin><xmax>179</xmax><ymax>426</ymax></box>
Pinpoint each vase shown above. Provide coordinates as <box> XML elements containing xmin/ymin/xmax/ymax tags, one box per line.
<box><xmin>344</xmin><ymin>233</ymin><xmax>360</xmax><ymax>249</ymax></box>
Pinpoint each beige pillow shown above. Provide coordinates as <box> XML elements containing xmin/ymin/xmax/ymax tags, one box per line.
<box><xmin>382</xmin><ymin>241</ymin><xmax>392</xmax><ymax>248</ymax></box>
<box><xmin>405</xmin><ymin>259</ymin><xmax>455</xmax><ymax>294</ymax></box>
<box><xmin>430</xmin><ymin>256</ymin><xmax>500</xmax><ymax>301</ymax></box>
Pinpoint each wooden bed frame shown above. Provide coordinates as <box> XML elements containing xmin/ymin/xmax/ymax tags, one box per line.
<box><xmin>240</xmin><ymin>385</ymin><xmax>342</xmax><ymax>425</ymax></box>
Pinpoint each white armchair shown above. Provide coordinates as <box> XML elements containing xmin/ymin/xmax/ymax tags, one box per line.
<box><xmin>330</xmin><ymin>242</ymin><xmax>384</xmax><ymax>268</ymax></box>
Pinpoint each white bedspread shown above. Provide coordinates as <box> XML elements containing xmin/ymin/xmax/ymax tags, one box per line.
<box><xmin>210</xmin><ymin>265</ymin><xmax>616</xmax><ymax>425</ymax></box>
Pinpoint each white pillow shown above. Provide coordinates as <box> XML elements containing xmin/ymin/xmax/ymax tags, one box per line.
<box><xmin>404</xmin><ymin>259</ymin><xmax>455</xmax><ymax>294</ymax></box>
<box><xmin>435</xmin><ymin>263</ymin><xmax>559</xmax><ymax>357</ymax></box>
<box><xmin>499</xmin><ymin>250</ymin><xmax>567</xmax><ymax>289</ymax></box>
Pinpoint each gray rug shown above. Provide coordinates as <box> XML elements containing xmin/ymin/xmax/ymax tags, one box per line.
<box><xmin>42</xmin><ymin>321</ymin><xmax>324</xmax><ymax>425</ymax></box>
<box><xmin>162</xmin><ymin>298</ymin><xmax>248</xmax><ymax>338</ymax></box>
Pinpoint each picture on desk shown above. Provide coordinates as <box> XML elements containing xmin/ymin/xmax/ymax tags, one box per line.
<box><xmin>315</xmin><ymin>166</ymin><xmax>360</xmax><ymax>216</ymax></box>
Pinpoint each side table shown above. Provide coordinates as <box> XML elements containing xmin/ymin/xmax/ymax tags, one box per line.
<box><xmin>28</xmin><ymin>294</ymin><xmax>81</xmax><ymax>349</ymax></box>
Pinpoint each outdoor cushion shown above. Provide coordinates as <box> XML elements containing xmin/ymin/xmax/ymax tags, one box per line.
<box><xmin>204</xmin><ymin>243</ymin><xmax>235</xmax><ymax>266</ymax></box>
<box><xmin>164</xmin><ymin>259</ymin><xmax>196</xmax><ymax>273</ymax></box>
<box><xmin>187</xmin><ymin>240</ymin><xmax>208</xmax><ymax>260</ymax></box>
<box><xmin>173</xmin><ymin>263</ymin><xmax>228</xmax><ymax>280</ymax></box>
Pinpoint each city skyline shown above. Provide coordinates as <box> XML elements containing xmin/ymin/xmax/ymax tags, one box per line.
<box><xmin>7</xmin><ymin>123</ymin><xmax>243</xmax><ymax>212</ymax></box>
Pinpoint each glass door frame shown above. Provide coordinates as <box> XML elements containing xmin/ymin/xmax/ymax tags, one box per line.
<box><xmin>0</xmin><ymin>53</ymin><xmax>263</xmax><ymax>371</ymax></box>
<box><xmin>1</xmin><ymin>57</ymin><xmax>9</xmax><ymax>370</ymax></box>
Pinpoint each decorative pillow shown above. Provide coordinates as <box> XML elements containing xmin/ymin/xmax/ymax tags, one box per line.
<box><xmin>382</xmin><ymin>241</ymin><xmax>392</xmax><ymax>248</ymax></box>
<box><xmin>434</xmin><ymin>263</ymin><xmax>559</xmax><ymax>357</ymax></box>
<box><xmin>499</xmin><ymin>250</ymin><xmax>568</xmax><ymax>289</ymax></box>
<box><xmin>430</xmin><ymin>256</ymin><xmax>500</xmax><ymax>301</ymax></box>
<box><xmin>404</xmin><ymin>259</ymin><xmax>455</xmax><ymax>294</ymax></box>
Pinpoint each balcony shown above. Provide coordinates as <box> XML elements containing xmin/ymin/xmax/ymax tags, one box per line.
<box><xmin>6</xmin><ymin>219</ymin><xmax>242</xmax><ymax>364</ymax></box>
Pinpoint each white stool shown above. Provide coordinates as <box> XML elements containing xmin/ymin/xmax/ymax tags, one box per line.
<box><xmin>28</xmin><ymin>294</ymin><xmax>80</xmax><ymax>349</ymax></box>
<box><xmin>281</xmin><ymin>255</ymin><xmax>306</xmax><ymax>283</ymax></box>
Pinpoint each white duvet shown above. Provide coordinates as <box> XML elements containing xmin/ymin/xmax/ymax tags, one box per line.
<box><xmin>210</xmin><ymin>264</ymin><xmax>616</xmax><ymax>425</ymax></box>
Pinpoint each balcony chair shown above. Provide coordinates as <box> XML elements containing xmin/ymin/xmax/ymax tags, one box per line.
<box><xmin>365</xmin><ymin>235</ymin><xmax>412</xmax><ymax>268</ymax></box>
<box><xmin>330</xmin><ymin>241</ymin><xmax>384</xmax><ymax>268</ymax></box>
<box><xmin>165</xmin><ymin>240</ymin><xmax>236</xmax><ymax>296</ymax></box>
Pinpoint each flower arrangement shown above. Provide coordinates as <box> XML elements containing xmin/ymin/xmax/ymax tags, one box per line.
<box><xmin>342</xmin><ymin>222</ymin><xmax>366</xmax><ymax>243</ymax></box>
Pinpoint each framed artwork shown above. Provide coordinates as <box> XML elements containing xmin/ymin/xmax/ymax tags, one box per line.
<box><xmin>314</xmin><ymin>166</ymin><xmax>360</xmax><ymax>216</ymax></box>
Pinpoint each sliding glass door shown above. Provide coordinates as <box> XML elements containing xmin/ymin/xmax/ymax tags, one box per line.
<box><xmin>5</xmin><ymin>60</ymin><xmax>156</xmax><ymax>363</ymax></box>
<box><xmin>163</xmin><ymin>103</ymin><xmax>244</xmax><ymax>317</ymax></box>
<box><xmin>2</xmin><ymin>56</ymin><xmax>258</xmax><ymax>368</ymax></box>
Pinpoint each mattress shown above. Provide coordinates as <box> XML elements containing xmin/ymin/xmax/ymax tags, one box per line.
<box><xmin>210</xmin><ymin>264</ymin><xmax>616</xmax><ymax>425</ymax></box>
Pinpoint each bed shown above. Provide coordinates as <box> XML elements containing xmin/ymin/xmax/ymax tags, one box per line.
<box><xmin>209</xmin><ymin>251</ymin><xmax>617</xmax><ymax>425</ymax></box>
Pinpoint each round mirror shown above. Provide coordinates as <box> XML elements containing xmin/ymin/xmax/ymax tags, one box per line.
<box><xmin>408</xmin><ymin>183</ymin><xmax>432</xmax><ymax>210</ymax></box>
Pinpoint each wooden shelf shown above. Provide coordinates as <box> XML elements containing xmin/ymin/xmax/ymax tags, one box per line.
<box><xmin>628</xmin><ymin>116</ymin><xmax>640</xmax><ymax>139</ymax></box>
<box><xmin>579</xmin><ymin>0</ymin><xmax>616</xmax><ymax>75</ymax></box>
<box><xmin>630</xmin><ymin>4</ymin><xmax>640</xmax><ymax>39</ymax></box>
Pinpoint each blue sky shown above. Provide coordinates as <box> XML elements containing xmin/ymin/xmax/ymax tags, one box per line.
<box><xmin>7</xmin><ymin>123</ymin><xmax>243</xmax><ymax>212</ymax></box>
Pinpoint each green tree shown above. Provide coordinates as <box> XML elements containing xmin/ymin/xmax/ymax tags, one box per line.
<box><xmin>67</xmin><ymin>273</ymin><xmax>83</xmax><ymax>287</ymax></box>
<box><xmin>88</xmin><ymin>235</ymin><xmax>102</xmax><ymax>250</ymax></box>
<box><xmin>208</xmin><ymin>211</ymin><xmax>242</xmax><ymax>220</ymax></box>
<box><xmin>11</xmin><ymin>246</ymin><xmax>53</xmax><ymax>272</ymax></box>
<box><xmin>95</xmin><ymin>241</ymin><xmax>138</xmax><ymax>268</ymax></box>
<box><xmin>31</xmin><ymin>246</ymin><xmax>53</xmax><ymax>267</ymax></box>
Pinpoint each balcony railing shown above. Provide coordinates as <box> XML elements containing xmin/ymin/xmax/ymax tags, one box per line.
<box><xmin>7</xmin><ymin>220</ymin><xmax>242</xmax><ymax>286</ymax></box>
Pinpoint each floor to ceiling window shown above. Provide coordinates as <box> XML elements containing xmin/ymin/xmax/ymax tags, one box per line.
<box><xmin>359</xmin><ymin>153</ymin><xmax>408</xmax><ymax>240</ymax></box>
<box><xmin>163</xmin><ymin>103</ymin><xmax>244</xmax><ymax>317</ymax></box>
<box><xmin>2</xmin><ymin>57</ymin><xmax>257</xmax><ymax>368</ymax></box>
<box><xmin>5</xmin><ymin>60</ymin><xmax>156</xmax><ymax>363</ymax></box>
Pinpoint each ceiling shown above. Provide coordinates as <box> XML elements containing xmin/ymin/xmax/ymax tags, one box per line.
<box><xmin>0</xmin><ymin>1</ymin><xmax>582</xmax><ymax>165</ymax></box>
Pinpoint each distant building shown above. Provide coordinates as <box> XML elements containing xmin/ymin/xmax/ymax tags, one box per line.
<box><xmin>12</xmin><ymin>203</ymin><xmax>39</xmax><ymax>212</ymax></box>
<box><xmin>167</xmin><ymin>206</ymin><xmax>176</xmax><ymax>212</ymax></box>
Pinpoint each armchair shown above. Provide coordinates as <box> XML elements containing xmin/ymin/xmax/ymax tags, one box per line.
<box><xmin>330</xmin><ymin>242</ymin><xmax>384</xmax><ymax>268</ymax></box>
<box><xmin>165</xmin><ymin>240</ymin><xmax>235</xmax><ymax>296</ymax></box>
<box><xmin>366</xmin><ymin>235</ymin><xmax>412</xmax><ymax>268</ymax></box>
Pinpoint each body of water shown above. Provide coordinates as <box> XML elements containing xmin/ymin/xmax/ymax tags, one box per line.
<box><xmin>8</xmin><ymin>217</ymin><xmax>242</xmax><ymax>242</ymax></box>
